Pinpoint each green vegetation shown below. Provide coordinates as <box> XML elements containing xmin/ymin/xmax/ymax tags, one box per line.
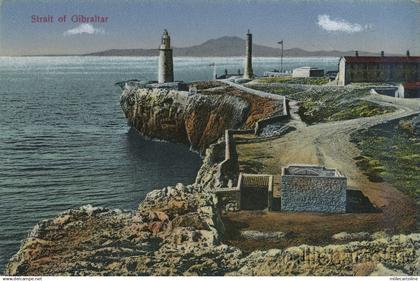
<box><xmin>248</xmin><ymin>85</ymin><xmax>396</xmax><ymax>125</ymax></box>
<box><xmin>328</xmin><ymin>101</ymin><xmax>395</xmax><ymax>121</ymax></box>
<box><xmin>292</xmin><ymin>89</ymin><xmax>396</xmax><ymax>124</ymax></box>
<box><xmin>298</xmin><ymin>99</ymin><xmax>396</xmax><ymax>125</ymax></box>
<box><xmin>254</xmin><ymin>76</ymin><xmax>330</xmax><ymax>85</ymax></box>
<box><xmin>351</xmin><ymin>116</ymin><xmax>420</xmax><ymax>202</ymax></box>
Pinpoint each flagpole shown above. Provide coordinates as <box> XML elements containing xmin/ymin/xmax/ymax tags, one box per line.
<box><xmin>278</xmin><ymin>40</ymin><xmax>284</xmax><ymax>73</ymax></box>
<box><xmin>281</xmin><ymin>42</ymin><xmax>283</xmax><ymax>73</ymax></box>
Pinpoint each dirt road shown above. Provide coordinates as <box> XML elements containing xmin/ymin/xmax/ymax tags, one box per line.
<box><xmin>226</xmin><ymin>81</ymin><xmax>419</xmax><ymax>247</ymax></box>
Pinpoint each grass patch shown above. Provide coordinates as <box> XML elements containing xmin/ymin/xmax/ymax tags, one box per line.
<box><xmin>239</xmin><ymin>160</ymin><xmax>266</xmax><ymax>174</ymax></box>
<box><xmin>328</xmin><ymin>101</ymin><xmax>395</xmax><ymax>121</ymax></box>
<box><xmin>288</xmin><ymin>88</ymin><xmax>395</xmax><ymax>125</ymax></box>
<box><xmin>351</xmin><ymin>116</ymin><xmax>420</xmax><ymax>203</ymax></box>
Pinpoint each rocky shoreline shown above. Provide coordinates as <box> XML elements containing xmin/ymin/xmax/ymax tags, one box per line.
<box><xmin>5</xmin><ymin>85</ymin><xmax>420</xmax><ymax>276</ymax></box>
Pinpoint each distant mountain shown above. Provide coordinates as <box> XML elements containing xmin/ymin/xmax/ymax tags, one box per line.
<box><xmin>85</xmin><ymin>36</ymin><xmax>380</xmax><ymax>57</ymax></box>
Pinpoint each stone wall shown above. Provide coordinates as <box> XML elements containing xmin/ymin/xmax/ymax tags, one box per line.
<box><xmin>254</xmin><ymin>114</ymin><xmax>290</xmax><ymax>135</ymax></box>
<box><xmin>281</xmin><ymin>174</ymin><xmax>346</xmax><ymax>213</ymax></box>
<box><xmin>214</xmin><ymin>130</ymin><xmax>239</xmax><ymax>188</ymax></box>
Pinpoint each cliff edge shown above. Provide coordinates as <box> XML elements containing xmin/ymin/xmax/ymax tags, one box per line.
<box><xmin>119</xmin><ymin>85</ymin><xmax>280</xmax><ymax>153</ymax></box>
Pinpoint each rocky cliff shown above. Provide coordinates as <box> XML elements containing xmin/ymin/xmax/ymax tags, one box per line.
<box><xmin>120</xmin><ymin>85</ymin><xmax>280</xmax><ymax>153</ymax></box>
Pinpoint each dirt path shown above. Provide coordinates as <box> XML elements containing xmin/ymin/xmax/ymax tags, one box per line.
<box><xmin>226</xmin><ymin>81</ymin><xmax>419</xmax><ymax>244</ymax></box>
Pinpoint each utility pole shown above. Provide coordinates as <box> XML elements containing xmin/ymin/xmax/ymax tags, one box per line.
<box><xmin>278</xmin><ymin>40</ymin><xmax>284</xmax><ymax>73</ymax></box>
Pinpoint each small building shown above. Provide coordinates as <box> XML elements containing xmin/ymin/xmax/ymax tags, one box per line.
<box><xmin>337</xmin><ymin>52</ymin><xmax>420</xmax><ymax>86</ymax></box>
<box><xmin>292</xmin><ymin>67</ymin><xmax>324</xmax><ymax>78</ymax></box>
<box><xmin>280</xmin><ymin>165</ymin><xmax>347</xmax><ymax>213</ymax></box>
<box><xmin>397</xmin><ymin>82</ymin><xmax>420</xmax><ymax>98</ymax></box>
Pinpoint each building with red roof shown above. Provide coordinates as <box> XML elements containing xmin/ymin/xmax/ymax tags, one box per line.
<box><xmin>337</xmin><ymin>51</ymin><xmax>420</xmax><ymax>86</ymax></box>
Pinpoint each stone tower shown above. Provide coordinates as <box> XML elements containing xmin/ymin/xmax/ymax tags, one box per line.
<box><xmin>158</xmin><ymin>29</ymin><xmax>174</xmax><ymax>83</ymax></box>
<box><xmin>243</xmin><ymin>29</ymin><xmax>253</xmax><ymax>79</ymax></box>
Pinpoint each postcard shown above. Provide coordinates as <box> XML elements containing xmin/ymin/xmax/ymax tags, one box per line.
<box><xmin>0</xmin><ymin>0</ymin><xmax>419</xmax><ymax>278</ymax></box>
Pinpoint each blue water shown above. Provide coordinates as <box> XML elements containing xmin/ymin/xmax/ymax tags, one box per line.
<box><xmin>0</xmin><ymin>56</ymin><xmax>339</xmax><ymax>271</ymax></box>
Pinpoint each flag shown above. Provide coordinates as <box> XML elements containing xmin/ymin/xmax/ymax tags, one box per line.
<box><xmin>278</xmin><ymin>40</ymin><xmax>283</xmax><ymax>45</ymax></box>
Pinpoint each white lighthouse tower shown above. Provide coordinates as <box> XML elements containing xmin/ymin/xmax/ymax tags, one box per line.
<box><xmin>158</xmin><ymin>29</ymin><xmax>174</xmax><ymax>83</ymax></box>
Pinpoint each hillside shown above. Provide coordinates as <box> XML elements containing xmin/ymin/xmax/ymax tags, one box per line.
<box><xmin>85</xmin><ymin>36</ymin><xmax>378</xmax><ymax>57</ymax></box>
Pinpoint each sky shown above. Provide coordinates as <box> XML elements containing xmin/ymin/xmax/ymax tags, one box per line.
<box><xmin>0</xmin><ymin>0</ymin><xmax>419</xmax><ymax>56</ymax></box>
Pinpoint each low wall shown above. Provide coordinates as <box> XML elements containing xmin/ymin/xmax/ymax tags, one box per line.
<box><xmin>254</xmin><ymin>114</ymin><xmax>290</xmax><ymax>135</ymax></box>
<box><xmin>213</xmin><ymin>93</ymin><xmax>290</xmax><ymax>211</ymax></box>
<box><xmin>281</xmin><ymin>175</ymin><xmax>347</xmax><ymax>213</ymax></box>
<box><xmin>215</xmin><ymin>130</ymin><xmax>239</xmax><ymax>188</ymax></box>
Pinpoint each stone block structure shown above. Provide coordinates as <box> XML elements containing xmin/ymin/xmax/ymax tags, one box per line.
<box><xmin>280</xmin><ymin>165</ymin><xmax>347</xmax><ymax>213</ymax></box>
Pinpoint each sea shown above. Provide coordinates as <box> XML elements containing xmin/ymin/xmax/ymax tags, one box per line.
<box><xmin>0</xmin><ymin>56</ymin><xmax>339</xmax><ymax>271</ymax></box>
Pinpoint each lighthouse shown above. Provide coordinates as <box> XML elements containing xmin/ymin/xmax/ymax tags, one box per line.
<box><xmin>158</xmin><ymin>29</ymin><xmax>174</xmax><ymax>83</ymax></box>
<box><xmin>243</xmin><ymin>30</ymin><xmax>253</xmax><ymax>79</ymax></box>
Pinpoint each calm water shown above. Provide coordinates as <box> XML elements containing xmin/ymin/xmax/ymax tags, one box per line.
<box><xmin>0</xmin><ymin>56</ymin><xmax>338</xmax><ymax>271</ymax></box>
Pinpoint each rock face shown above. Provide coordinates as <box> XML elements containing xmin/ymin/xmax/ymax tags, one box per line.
<box><xmin>120</xmin><ymin>88</ymin><xmax>247</xmax><ymax>153</ymax></box>
<box><xmin>233</xmin><ymin>234</ymin><xmax>420</xmax><ymax>276</ymax></box>
<box><xmin>120</xmin><ymin>88</ymin><xmax>190</xmax><ymax>145</ymax></box>
<box><xmin>120</xmin><ymin>86</ymin><xmax>279</xmax><ymax>153</ymax></box>
<box><xmin>5</xmin><ymin>184</ymin><xmax>242</xmax><ymax>276</ymax></box>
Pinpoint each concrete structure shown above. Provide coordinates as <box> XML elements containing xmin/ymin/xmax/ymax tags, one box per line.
<box><xmin>292</xmin><ymin>67</ymin><xmax>324</xmax><ymax>78</ymax></box>
<box><xmin>158</xmin><ymin>29</ymin><xmax>174</xmax><ymax>83</ymax></box>
<box><xmin>280</xmin><ymin>165</ymin><xmax>347</xmax><ymax>213</ymax></box>
<box><xmin>337</xmin><ymin>52</ymin><xmax>420</xmax><ymax>86</ymax></box>
<box><xmin>243</xmin><ymin>30</ymin><xmax>253</xmax><ymax>79</ymax></box>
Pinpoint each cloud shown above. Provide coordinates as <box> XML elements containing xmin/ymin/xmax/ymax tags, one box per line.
<box><xmin>63</xmin><ymin>24</ymin><xmax>104</xmax><ymax>36</ymax></box>
<box><xmin>317</xmin><ymin>14</ymin><xmax>372</xmax><ymax>33</ymax></box>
